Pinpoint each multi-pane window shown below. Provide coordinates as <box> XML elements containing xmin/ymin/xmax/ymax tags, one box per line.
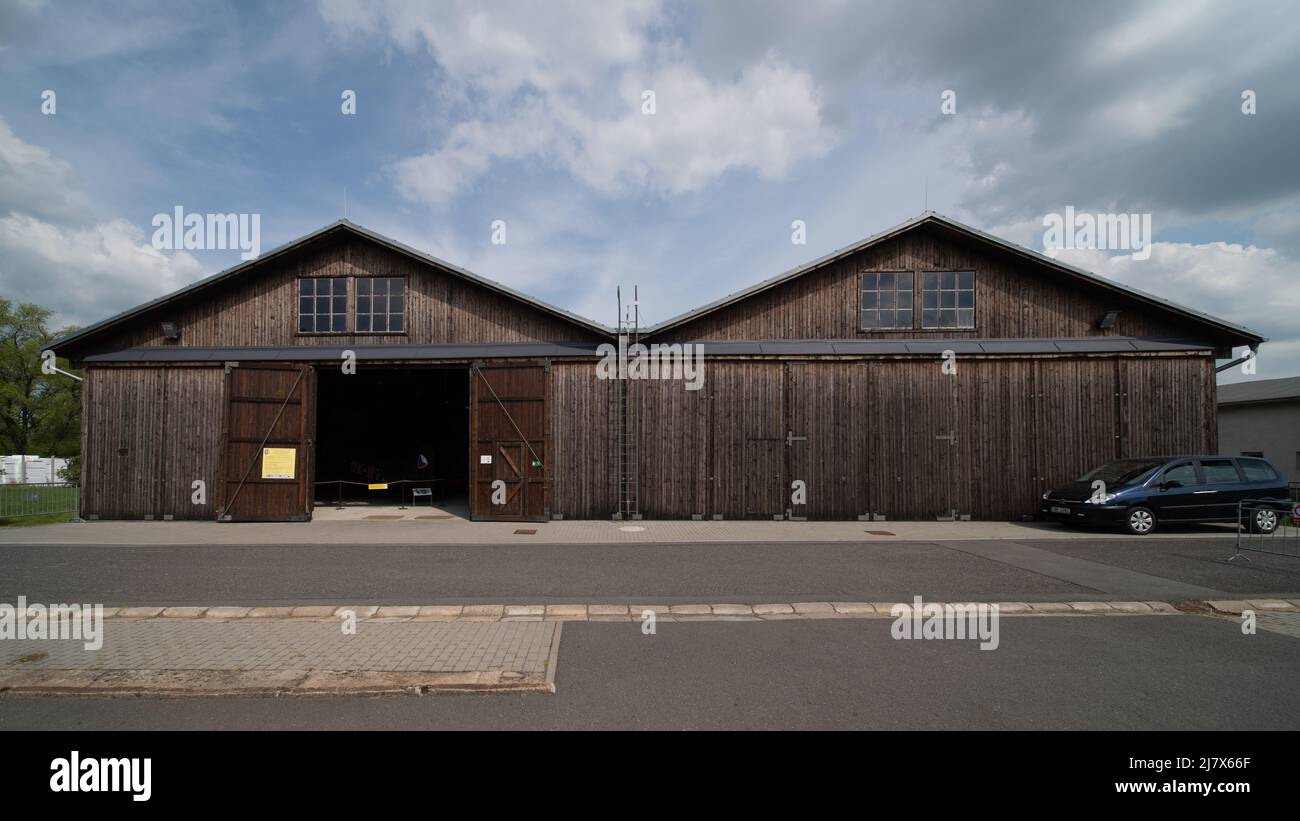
<box><xmin>921</xmin><ymin>271</ymin><xmax>975</xmax><ymax>329</ymax></box>
<box><xmin>356</xmin><ymin>277</ymin><xmax>405</xmax><ymax>333</ymax></box>
<box><xmin>860</xmin><ymin>272</ymin><xmax>913</xmax><ymax>329</ymax></box>
<box><xmin>298</xmin><ymin>277</ymin><xmax>347</xmax><ymax>333</ymax></box>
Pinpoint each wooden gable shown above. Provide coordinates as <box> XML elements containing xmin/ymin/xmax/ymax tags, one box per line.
<box><xmin>647</xmin><ymin>219</ymin><xmax>1255</xmax><ymax>349</ymax></box>
<box><xmin>57</xmin><ymin>224</ymin><xmax>607</xmax><ymax>359</ymax></box>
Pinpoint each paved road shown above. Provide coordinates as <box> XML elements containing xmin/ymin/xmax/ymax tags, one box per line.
<box><xmin>4</xmin><ymin>615</ymin><xmax>1298</xmax><ymax>730</ymax></box>
<box><xmin>4</xmin><ymin>538</ymin><xmax>1298</xmax><ymax>606</ymax></box>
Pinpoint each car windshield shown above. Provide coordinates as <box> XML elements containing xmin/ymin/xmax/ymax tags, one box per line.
<box><xmin>1077</xmin><ymin>459</ymin><xmax>1165</xmax><ymax>486</ymax></box>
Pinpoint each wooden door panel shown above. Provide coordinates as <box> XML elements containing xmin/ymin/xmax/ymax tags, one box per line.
<box><xmin>219</xmin><ymin>363</ymin><xmax>313</xmax><ymax>522</ymax></box>
<box><xmin>471</xmin><ymin>363</ymin><xmax>549</xmax><ymax>521</ymax></box>
<box><xmin>709</xmin><ymin>364</ymin><xmax>784</xmax><ymax>519</ymax></box>
<box><xmin>744</xmin><ymin>438</ymin><xmax>783</xmax><ymax>519</ymax></box>
<box><xmin>786</xmin><ymin>363</ymin><xmax>870</xmax><ymax>520</ymax></box>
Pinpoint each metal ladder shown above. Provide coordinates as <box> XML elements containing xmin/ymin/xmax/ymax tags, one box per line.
<box><xmin>614</xmin><ymin>287</ymin><xmax>641</xmax><ymax>520</ymax></box>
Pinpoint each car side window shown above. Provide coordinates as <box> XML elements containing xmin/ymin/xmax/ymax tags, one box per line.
<box><xmin>1161</xmin><ymin>463</ymin><xmax>1197</xmax><ymax>484</ymax></box>
<box><xmin>1238</xmin><ymin>458</ymin><xmax>1279</xmax><ymax>482</ymax></box>
<box><xmin>1200</xmin><ymin>459</ymin><xmax>1242</xmax><ymax>484</ymax></box>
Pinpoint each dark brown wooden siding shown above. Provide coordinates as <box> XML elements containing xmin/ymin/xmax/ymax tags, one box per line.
<box><xmin>93</xmin><ymin>236</ymin><xmax>603</xmax><ymax>352</ymax></box>
<box><xmin>634</xmin><ymin>377</ymin><xmax>709</xmax><ymax>518</ymax></box>
<box><xmin>620</xmin><ymin>353</ymin><xmax>1217</xmax><ymax>521</ymax></box>
<box><xmin>651</xmin><ymin>227</ymin><xmax>1203</xmax><ymax>342</ymax></box>
<box><xmin>549</xmin><ymin>362</ymin><xmax>615</xmax><ymax>519</ymax></box>
<box><xmin>77</xmin><ymin>353</ymin><xmax>1216</xmax><ymax>521</ymax></box>
<box><xmin>71</xmin><ymin>222</ymin><xmax>1227</xmax><ymax>522</ymax></box>
<box><xmin>81</xmin><ymin>365</ymin><xmax>224</xmax><ymax>520</ymax></box>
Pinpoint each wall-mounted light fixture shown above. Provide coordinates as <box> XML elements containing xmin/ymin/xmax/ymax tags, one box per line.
<box><xmin>161</xmin><ymin>321</ymin><xmax>180</xmax><ymax>341</ymax></box>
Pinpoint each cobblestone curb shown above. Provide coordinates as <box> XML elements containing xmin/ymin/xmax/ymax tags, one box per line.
<box><xmin>93</xmin><ymin>599</ymin><xmax>1272</xmax><ymax>623</ymax></box>
<box><xmin>0</xmin><ymin>668</ymin><xmax>552</xmax><ymax>697</ymax></box>
<box><xmin>1204</xmin><ymin>599</ymin><xmax>1300</xmax><ymax>615</ymax></box>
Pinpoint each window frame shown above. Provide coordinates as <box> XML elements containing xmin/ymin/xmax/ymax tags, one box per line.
<box><xmin>858</xmin><ymin>270</ymin><xmax>915</xmax><ymax>331</ymax></box>
<box><xmin>1157</xmin><ymin>460</ymin><xmax>1200</xmax><ymax>486</ymax></box>
<box><xmin>353</xmin><ymin>276</ymin><xmax>407</xmax><ymax>336</ymax></box>
<box><xmin>919</xmin><ymin>269</ymin><xmax>976</xmax><ymax>330</ymax></box>
<box><xmin>1237</xmin><ymin>457</ymin><xmax>1279</xmax><ymax>483</ymax></box>
<box><xmin>857</xmin><ymin>269</ymin><xmax>977</xmax><ymax>333</ymax></box>
<box><xmin>1197</xmin><ymin>458</ymin><xmax>1244</xmax><ymax>484</ymax></box>
<box><xmin>296</xmin><ymin>276</ymin><xmax>350</xmax><ymax>335</ymax></box>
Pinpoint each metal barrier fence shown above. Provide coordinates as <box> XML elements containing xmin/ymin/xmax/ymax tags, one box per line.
<box><xmin>0</xmin><ymin>482</ymin><xmax>80</xmax><ymax>518</ymax></box>
<box><xmin>314</xmin><ymin>478</ymin><xmax>448</xmax><ymax>510</ymax></box>
<box><xmin>1230</xmin><ymin>498</ymin><xmax>1300</xmax><ymax>561</ymax></box>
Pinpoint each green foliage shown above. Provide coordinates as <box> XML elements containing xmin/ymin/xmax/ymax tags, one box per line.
<box><xmin>0</xmin><ymin>299</ymin><xmax>81</xmax><ymax>474</ymax></box>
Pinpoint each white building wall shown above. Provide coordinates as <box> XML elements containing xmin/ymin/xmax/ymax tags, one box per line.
<box><xmin>0</xmin><ymin>456</ymin><xmax>71</xmax><ymax>484</ymax></box>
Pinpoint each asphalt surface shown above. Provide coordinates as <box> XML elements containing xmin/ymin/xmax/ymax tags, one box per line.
<box><xmin>3</xmin><ymin>615</ymin><xmax>1298</xmax><ymax>730</ymax></box>
<box><xmin>1039</xmin><ymin>538</ymin><xmax>1300</xmax><ymax>595</ymax></box>
<box><xmin>3</xmin><ymin>538</ymin><xmax>1297</xmax><ymax>606</ymax></box>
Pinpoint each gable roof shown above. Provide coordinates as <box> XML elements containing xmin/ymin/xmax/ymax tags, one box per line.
<box><xmin>47</xmin><ymin>220</ymin><xmax>613</xmax><ymax>355</ymax></box>
<box><xmin>643</xmin><ymin>211</ymin><xmax>1265</xmax><ymax>345</ymax></box>
<box><xmin>48</xmin><ymin>212</ymin><xmax>1266</xmax><ymax>357</ymax></box>
<box><xmin>1217</xmin><ymin>376</ymin><xmax>1300</xmax><ymax>406</ymax></box>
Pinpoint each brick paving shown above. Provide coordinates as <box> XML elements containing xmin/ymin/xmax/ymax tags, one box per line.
<box><xmin>1</xmin><ymin>620</ymin><xmax>558</xmax><ymax>673</ymax></box>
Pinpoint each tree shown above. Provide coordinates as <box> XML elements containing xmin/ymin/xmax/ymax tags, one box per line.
<box><xmin>0</xmin><ymin>300</ymin><xmax>81</xmax><ymax>478</ymax></box>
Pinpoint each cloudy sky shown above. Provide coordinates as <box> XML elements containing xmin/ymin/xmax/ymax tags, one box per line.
<box><xmin>1</xmin><ymin>0</ymin><xmax>1297</xmax><ymax>382</ymax></box>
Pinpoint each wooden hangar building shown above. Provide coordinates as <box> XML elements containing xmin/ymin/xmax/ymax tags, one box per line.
<box><xmin>49</xmin><ymin>213</ymin><xmax>1263</xmax><ymax>523</ymax></box>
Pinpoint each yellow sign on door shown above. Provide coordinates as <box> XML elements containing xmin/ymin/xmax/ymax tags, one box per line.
<box><xmin>261</xmin><ymin>447</ymin><xmax>296</xmax><ymax>479</ymax></box>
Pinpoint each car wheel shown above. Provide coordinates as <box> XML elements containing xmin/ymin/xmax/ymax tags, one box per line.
<box><xmin>1251</xmin><ymin>507</ymin><xmax>1279</xmax><ymax>535</ymax></box>
<box><xmin>1125</xmin><ymin>506</ymin><xmax>1156</xmax><ymax>535</ymax></box>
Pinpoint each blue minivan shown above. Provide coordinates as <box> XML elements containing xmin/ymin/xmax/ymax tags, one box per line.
<box><xmin>1039</xmin><ymin>456</ymin><xmax>1291</xmax><ymax>535</ymax></box>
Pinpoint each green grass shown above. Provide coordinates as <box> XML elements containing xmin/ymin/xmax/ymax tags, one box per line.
<box><xmin>0</xmin><ymin>484</ymin><xmax>78</xmax><ymax>523</ymax></box>
<box><xmin>0</xmin><ymin>511</ymin><xmax>75</xmax><ymax>527</ymax></box>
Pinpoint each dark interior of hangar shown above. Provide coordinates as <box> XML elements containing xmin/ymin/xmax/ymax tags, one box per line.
<box><xmin>314</xmin><ymin>367</ymin><xmax>469</xmax><ymax>505</ymax></box>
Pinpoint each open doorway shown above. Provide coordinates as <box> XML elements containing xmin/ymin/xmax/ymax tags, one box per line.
<box><xmin>313</xmin><ymin>366</ymin><xmax>469</xmax><ymax>518</ymax></box>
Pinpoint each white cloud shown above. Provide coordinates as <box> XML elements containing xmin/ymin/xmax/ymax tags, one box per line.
<box><xmin>321</xmin><ymin>2</ymin><xmax>836</xmax><ymax>204</ymax></box>
<box><xmin>0</xmin><ymin>214</ymin><xmax>204</xmax><ymax>328</ymax></box>
<box><xmin>1047</xmin><ymin>241</ymin><xmax>1300</xmax><ymax>364</ymax></box>
<box><xmin>578</xmin><ymin>56</ymin><xmax>835</xmax><ymax>194</ymax></box>
<box><xmin>319</xmin><ymin>0</ymin><xmax>658</xmax><ymax>94</ymax></box>
<box><xmin>0</xmin><ymin>117</ymin><xmax>205</xmax><ymax>328</ymax></box>
<box><xmin>0</xmin><ymin>118</ymin><xmax>88</xmax><ymax>221</ymax></box>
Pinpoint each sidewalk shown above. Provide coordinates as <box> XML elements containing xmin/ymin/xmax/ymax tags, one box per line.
<box><xmin>0</xmin><ymin>516</ymin><xmax>1242</xmax><ymax>546</ymax></box>
<box><xmin>6</xmin><ymin>599</ymin><xmax>1296</xmax><ymax>699</ymax></box>
<box><xmin>0</xmin><ymin>620</ymin><xmax>560</xmax><ymax>696</ymax></box>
